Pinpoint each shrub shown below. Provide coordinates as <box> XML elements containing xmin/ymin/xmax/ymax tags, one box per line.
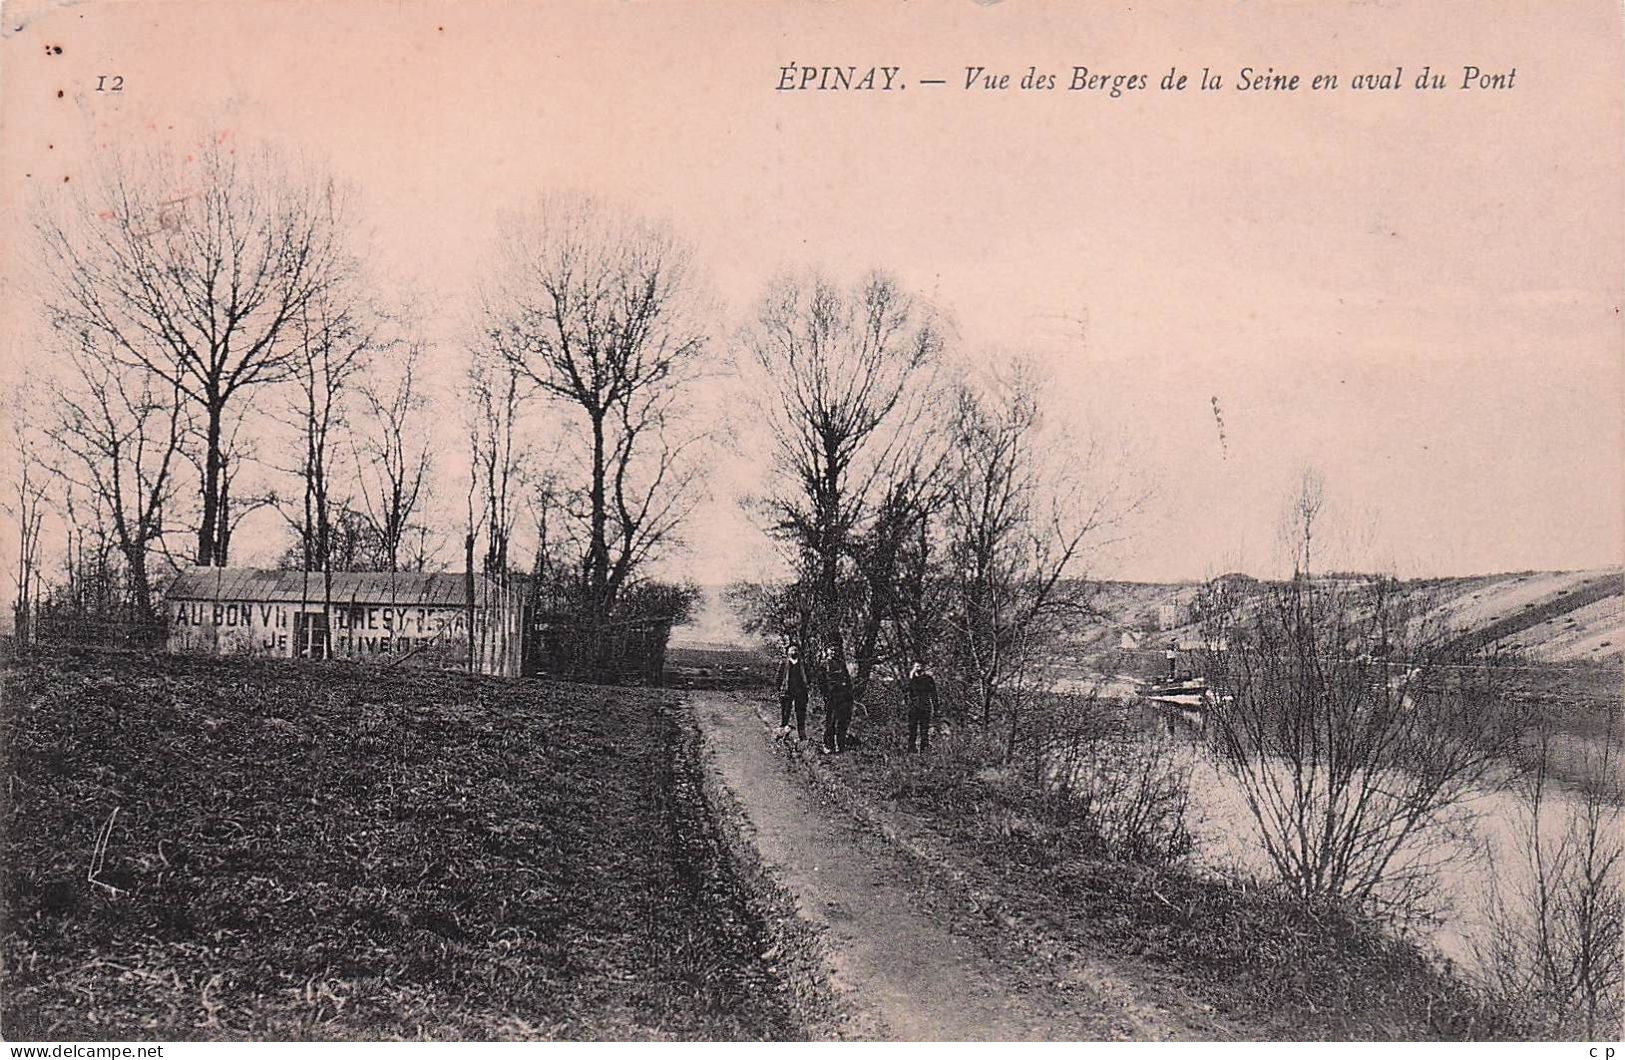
<box><xmin>862</xmin><ymin>683</ymin><xmax>1193</xmax><ymax>866</ymax></box>
<box><xmin>1202</xmin><ymin>568</ymin><xmax>1531</xmax><ymax>920</ymax></box>
<box><xmin>1473</xmin><ymin>724</ymin><xmax>1623</xmax><ymax>1038</ymax></box>
<box><xmin>1026</xmin><ymin>693</ymin><xmax>1194</xmax><ymax>865</ymax></box>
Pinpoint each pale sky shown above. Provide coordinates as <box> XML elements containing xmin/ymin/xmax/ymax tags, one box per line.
<box><xmin>2</xmin><ymin>0</ymin><xmax>1621</xmax><ymax>587</ymax></box>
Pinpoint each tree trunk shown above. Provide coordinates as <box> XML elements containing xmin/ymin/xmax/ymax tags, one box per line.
<box><xmin>465</xmin><ymin>531</ymin><xmax>477</xmax><ymax>673</ymax></box>
<box><xmin>588</xmin><ymin>411</ymin><xmax>609</xmax><ymax>618</ymax></box>
<box><xmin>303</xmin><ymin>468</ymin><xmax>315</xmax><ymax>570</ymax></box>
<box><xmin>854</xmin><ymin>605</ymin><xmax>884</xmax><ymax>700</ymax></box>
<box><xmin>215</xmin><ymin>461</ymin><xmax>233</xmax><ymax>566</ymax></box>
<box><xmin>125</xmin><ymin>544</ymin><xmax>153</xmax><ymax>619</ymax></box>
<box><xmin>197</xmin><ymin>405</ymin><xmax>224</xmax><ymax>566</ymax></box>
<box><xmin>816</xmin><ymin>434</ymin><xmax>842</xmax><ymax>654</ymax></box>
<box><xmin>385</xmin><ymin>487</ymin><xmax>402</xmax><ymax>572</ymax></box>
<box><xmin>586</xmin><ymin>412</ymin><xmax>613</xmax><ymax>673</ymax></box>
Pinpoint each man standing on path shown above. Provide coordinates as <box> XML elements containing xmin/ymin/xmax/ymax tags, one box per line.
<box><xmin>821</xmin><ymin>638</ymin><xmax>855</xmax><ymax>755</ymax></box>
<box><xmin>776</xmin><ymin>642</ymin><xmax>809</xmax><ymax>741</ymax></box>
<box><xmin>906</xmin><ymin>660</ymin><xmax>938</xmax><ymax>753</ymax></box>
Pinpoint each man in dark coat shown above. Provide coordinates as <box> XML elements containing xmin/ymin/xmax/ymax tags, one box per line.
<box><xmin>906</xmin><ymin>660</ymin><xmax>939</xmax><ymax>753</ymax></box>
<box><xmin>776</xmin><ymin>642</ymin><xmax>809</xmax><ymax>741</ymax></box>
<box><xmin>821</xmin><ymin>641</ymin><xmax>855</xmax><ymax>754</ymax></box>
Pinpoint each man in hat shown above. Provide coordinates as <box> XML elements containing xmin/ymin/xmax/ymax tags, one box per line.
<box><xmin>821</xmin><ymin>639</ymin><xmax>855</xmax><ymax>754</ymax></box>
<box><xmin>776</xmin><ymin>641</ymin><xmax>809</xmax><ymax>741</ymax></box>
<box><xmin>906</xmin><ymin>659</ymin><xmax>939</xmax><ymax>753</ymax></box>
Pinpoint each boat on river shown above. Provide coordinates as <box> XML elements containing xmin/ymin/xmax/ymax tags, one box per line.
<box><xmin>1137</xmin><ymin>674</ymin><xmax>1216</xmax><ymax>711</ymax></box>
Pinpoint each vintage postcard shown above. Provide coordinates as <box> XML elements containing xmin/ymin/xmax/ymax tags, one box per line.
<box><xmin>1</xmin><ymin>0</ymin><xmax>1620</xmax><ymax>1046</ymax></box>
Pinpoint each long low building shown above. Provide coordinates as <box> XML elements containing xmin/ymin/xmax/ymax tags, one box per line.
<box><xmin>164</xmin><ymin>567</ymin><xmax>525</xmax><ymax>676</ymax></box>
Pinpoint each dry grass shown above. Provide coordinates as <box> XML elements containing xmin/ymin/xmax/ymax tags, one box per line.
<box><xmin>2</xmin><ymin>647</ymin><xmax>802</xmax><ymax>1041</ymax></box>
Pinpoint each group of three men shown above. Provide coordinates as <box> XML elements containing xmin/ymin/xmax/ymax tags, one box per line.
<box><xmin>774</xmin><ymin>640</ymin><xmax>940</xmax><ymax>754</ymax></box>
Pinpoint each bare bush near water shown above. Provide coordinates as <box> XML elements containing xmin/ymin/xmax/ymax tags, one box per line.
<box><xmin>1026</xmin><ymin>693</ymin><xmax>1194</xmax><ymax>864</ymax></box>
<box><xmin>1201</xmin><ymin>472</ymin><xmax>1532</xmax><ymax>921</ymax></box>
<box><xmin>1474</xmin><ymin>724</ymin><xmax>1623</xmax><ymax>1038</ymax></box>
<box><xmin>942</xmin><ymin>361</ymin><xmax>1131</xmax><ymax>763</ymax></box>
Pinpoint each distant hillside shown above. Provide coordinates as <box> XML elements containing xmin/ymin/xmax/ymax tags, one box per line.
<box><xmin>1412</xmin><ymin>570</ymin><xmax>1622</xmax><ymax>662</ymax></box>
<box><xmin>1078</xmin><ymin>569</ymin><xmax>1624</xmax><ymax>666</ymax></box>
<box><xmin>697</xmin><ymin>570</ymin><xmax>1625</xmax><ymax>669</ymax></box>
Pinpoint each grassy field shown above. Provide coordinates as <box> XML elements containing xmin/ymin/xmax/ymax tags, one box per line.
<box><xmin>1</xmin><ymin>648</ymin><xmax>804</xmax><ymax>1041</ymax></box>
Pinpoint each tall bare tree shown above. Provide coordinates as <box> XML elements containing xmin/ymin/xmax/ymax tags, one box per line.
<box><xmin>47</xmin><ymin>335</ymin><xmax>188</xmax><ymax>616</ymax></box>
<box><xmin>37</xmin><ymin>139</ymin><xmax>354</xmax><ymax>566</ymax></box>
<box><xmin>848</xmin><ymin>456</ymin><xmax>951</xmax><ymax>689</ymax></box>
<box><xmin>944</xmin><ymin>360</ymin><xmax>1119</xmax><ymax>757</ymax></box>
<box><xmin>266</xmin><ymin>286</ymin><xmax>372</xmax><ymax>655</ymax></box>
<box><xmin>465</xmin><ymin>347</ymin><xmax>527</xmax><ymax>582</ymax></box>
<box><xmin>5</xmin><ymin>377</ymin><xmax>52</xmax><ymax>644</ymax></box>
<box><xmin>481</xmin><ymin>194</ymin><xmax>710</xmax><ymax>633</ymax></box>
<box><xmin>744</xmin><ymin>270</ymin><xmax>944</xmax><ymax>694</ymax></box>
<box><xmin>287</xmin><ymin>289</ymin><xmax>371</xmax><ymax>576</ymax></box>
<box><xmin>353</xmin><ymin>339</ymin><xmax>432</xmax><ymax>573</ymax></box>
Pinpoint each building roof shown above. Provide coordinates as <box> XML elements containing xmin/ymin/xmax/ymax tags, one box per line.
<box><xmin>165</xmin><ymin>567</ymin><xmax>510</xmax><ymax>607</ymax></box>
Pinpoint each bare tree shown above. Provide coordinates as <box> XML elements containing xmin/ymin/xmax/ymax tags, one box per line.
<box><xmin>461</xmin><ymin>424</ymin><xmax>491</xmax><ymax>674</ymax></box>
<box><xmin>400</xmin><ymin>523</ymin><xmax>443</xmax><ymax>573</ymax></box>
<box><xmin>465</xmin><ymin>348</ymin><xmax>527</xmax><ymax>582</ymax></box>
<box><xmin>743</xmin><ymin>270</ymin><xmax>944</xmax><ymax>693</ymax></box>
<box><xmin>481</xmin><ymin>194</ymin><xmax>710</xmax><ymax>635</ymax></box>
<box><xmin>353</xmin><ymin>339</ymin><xmax>432</xmax><ymax>573</ymax></box>
<box><xmin>849</xmin><ymin>459</ymin><xmax>949</xmax><ymax>690</ymax></box>
<box><xmin>51</xmin><ymin>484</ymin><xmax>121</xmax><ymax>624</ymax></box>
<box><xmin>36</xmin><ymin>139</ymin><xmax>355</xmax><ymax>566</ymax></box>
<box><xmin>943</xmin><ymin>359</ymin><xmax>1120</xmax><ymax>759</ymax></box>
<box><xmin>289</xmin><ymin>289</ymin><xmax>371</xmax><ymax>574</ymax></box>
<box><xmin>268</xmin><ymin>286</ymin><xmax>372</xmax><ymax>655</ymax></box>
<box><xmin>5</xmin><ymin>378</ymin><xmax>52</xmax><ymax>645</ymax></box>
<box><xmin>1201</xmin><ymin>473</ymin><xmax>1533</xmax><ymax>918</ymax></box>
<box><xmin>525</xmin><ymin>469</ymin><xmax>576</xmax><ymax>612</ymax></box>
<box><xmin>46</xmin><ymin>335</ymin><xmax>188</xmax><ymax>616</ymax></box>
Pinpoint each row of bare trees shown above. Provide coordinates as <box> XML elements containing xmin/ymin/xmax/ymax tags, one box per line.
<box><xmin>16</xmin><ymin>132</ymin><xmax>1116</xmax><ymax>688</ymax></box>
<box><xmin>11</xmin><ymin>139</ymin><xmax>719</xmax><ymax>668</ymax></box>
<box><xmin>37</xmin><ymin>144</ymin><xmax>350</xmax><ymax>573</ymax></box>
<box><xmin>735</xmin><ymin>271</ymin><xmax>1130</xmax><ymax>759</ymax></box>
<box><xmin>15</xmin><ymin>141</ymin><xmax>439</xmax><ymax>630</ymax></box>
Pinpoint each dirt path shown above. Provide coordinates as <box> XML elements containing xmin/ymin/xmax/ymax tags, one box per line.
<box><xmin>688</xmin><ymin>689</ymin><xmax>1151</xmax><ymax>1041</ymax></box>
